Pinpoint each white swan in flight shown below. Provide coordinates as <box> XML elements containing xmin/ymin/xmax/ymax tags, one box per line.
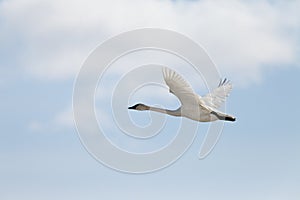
<box><xmin>128</xmin><ymin>67</ymin><xmax>236</xmax><ymax>122</ymax></box>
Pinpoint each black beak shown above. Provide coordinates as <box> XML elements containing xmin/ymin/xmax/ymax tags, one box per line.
<box><xmin>128</xmin><ymin>105</ymin><xmax>136</xmax><ymax>109</ymax></box>
<box><xmin>128</xmin><ymin>104</ymin><xmax>140</xmax><ymax>110</ymax></box>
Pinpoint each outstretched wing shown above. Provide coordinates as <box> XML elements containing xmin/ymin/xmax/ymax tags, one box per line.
<box><xmin>201</xmin><ymin>78</ymin><xmax>232</xmax><ymax>109</ymax></box>
<box><xmin>162</xmin><ymin>67</ymin><xmax>198</xmax><ymax>106</ymax></box>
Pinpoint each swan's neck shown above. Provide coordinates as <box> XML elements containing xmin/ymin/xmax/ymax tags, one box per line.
<box><xmin>149</xmin><ymin>106</ymin><xmax>181</xmax><ymax>117</ymax></box>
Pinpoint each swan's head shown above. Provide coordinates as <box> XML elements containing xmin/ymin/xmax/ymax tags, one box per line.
<box><xmin>128</xmin><ymin>103</ymin><xmax>150</xmax><ymax>111</ymax></box>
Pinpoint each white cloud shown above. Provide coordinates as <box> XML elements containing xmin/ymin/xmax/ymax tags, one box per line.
<box><xmin>54</xmin><ymin>106</ymin><xmax>74</xmax><ymax>128</ymax></box>
<box><xmin>1</xmin><ymin>0</ymin><xmax>299</xmax><ymax>84</ymax></box>
<box><xmin>28</xmin><ymin>106</ymin><xmax>74</xmax><ymax>133</ymax></box>
<box><xmin>28</xmin><ymin>120</ymin><xmax>44</xmax><ymax>132</ymax></box>
<box><xmin>7</xmin><ymin>0</ymin><xmax>297</xmax><ymax>132</ymax></box>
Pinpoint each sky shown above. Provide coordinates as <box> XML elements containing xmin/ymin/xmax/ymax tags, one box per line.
<box><xmin>0</xmin><ymin>0</ymin><xmax>300</xmax><ymax>199</ymax></box>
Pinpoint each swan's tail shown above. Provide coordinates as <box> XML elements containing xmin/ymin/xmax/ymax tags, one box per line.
<box><xmin>224</xmin><ymin>115</ymin><xmax>236</xmax><ymax>122</ymax></box>
<box><xmin>211</xmin><ymin>110</ymin><xmax>236</xmax><ymax>122</ymax></box>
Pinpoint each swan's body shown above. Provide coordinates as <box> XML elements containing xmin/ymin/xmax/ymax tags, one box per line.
<box><xmin>128</xmin><ymin>67</ymin><xmax>236</xmax><ymax>122</ymax></box>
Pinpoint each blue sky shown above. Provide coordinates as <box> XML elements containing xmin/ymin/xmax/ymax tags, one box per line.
<box><xmin>1</xmin><ymin>0</ymin><xmax>300</xmax><ymax>199</ymax></box>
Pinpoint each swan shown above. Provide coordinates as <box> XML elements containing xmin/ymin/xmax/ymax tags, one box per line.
<box><xmin>128</xmin><ymin>67</ymin><xmax>236</xmax><ymax>122</ymax></box>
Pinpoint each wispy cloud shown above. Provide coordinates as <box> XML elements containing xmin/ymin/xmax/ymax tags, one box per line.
<box><xmin>4</xmin><ymin>0</ymin><xmax>298</xmax><ymax>132</ymax></box>
<box><xmin>1</xmin><ymin>0</ymin><xmax>299</xmax><ymax>85</ymax></box>
<box><xmin>28</xmin><ymin>105</ymin><xmax>74</xmax><ymax>133</ymax></box>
